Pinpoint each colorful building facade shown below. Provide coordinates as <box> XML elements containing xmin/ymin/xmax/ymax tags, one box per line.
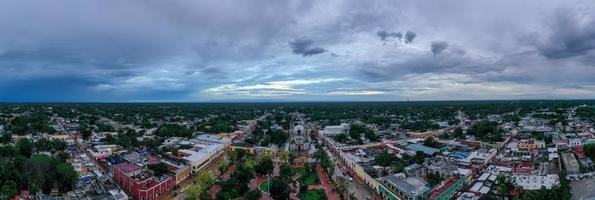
<box><xmin>112</xmin><ymin>163</ymin><xmax>176</xmax><ymax>200</ymax></box>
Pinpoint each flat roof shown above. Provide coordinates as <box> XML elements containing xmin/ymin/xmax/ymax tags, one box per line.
<box><xmin>406</xmin><ymin>143</ymin><xmax>440</xmax><ymax>155</ymax></box>
<box><xmin>478</xmin><ymin>173</ymin><xmax>491</xmax><ymax>181</ymax></box>
<box><xmin>180</xmin><ymin>143</ymin><xmax>224</xmax><ymax>162</ymax></box>
<box><xmin>383</xmin><ymin>175</ymin><xmax>428</xmax><ymax>196</ymax></box>
<box><xmin>479</xmin><ymin>186</ymin><xmax>490</xmax><ymax>194</ymax></box>
<box><xmin>115</xmin><ymin>163</ymin><xmax>139</xmax><ymax>174</ymax></box>
<box><xmin>470</xmin><ymin>182</ymin><xmax>483</xmax><ymax>192</ymax></box>
<box><xmin>511</xmin><ymin>174</ymin><xmax>559</xmax><ymax>190</ymax></box>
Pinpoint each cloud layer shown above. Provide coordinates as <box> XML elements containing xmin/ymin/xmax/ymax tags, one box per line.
<box><xmin>1</xmin><ymin>0</ymin><xmax>594</xmax><ymax>101</ymax></box>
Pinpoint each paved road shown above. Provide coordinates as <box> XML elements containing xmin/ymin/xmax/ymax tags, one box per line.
<box><xmin>571</xmin><ymin>178</ymin><xmax>595</xmax><ymax>200</ymax></box>
<box><xmin>331</xmin><ymin>160</ymin><xmax>374</xmax><ymax>200</ymax></box>
<box><xmin>325</xmin><ymin>146</ymin><xmax>376</xmax><ymax>200</ymax></box>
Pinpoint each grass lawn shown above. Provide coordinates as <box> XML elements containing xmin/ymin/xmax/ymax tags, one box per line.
<box><xmin>300</xmin><ymin>189</ymin><xmax>327</xmax><ymax>200</ymax></box>
<box><xmin>300</xmin><ymin>171</ymin><xmax>320</xmax><ymax>186</ymax></box>
<box><xmin>259</xmin><ymin>180</ymin><xmax>270</xmax><ymax>193</ymax></box>
<box><xmin>290</xmin><ymin>167</ymin><xmax>306</xmax><ymax>176</ymax></box>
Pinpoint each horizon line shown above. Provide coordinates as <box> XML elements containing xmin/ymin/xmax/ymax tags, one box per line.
<box><xmin>1</xmin><ymin>98</ymin><xmax>595</xmax><ymax>104</ymax></box>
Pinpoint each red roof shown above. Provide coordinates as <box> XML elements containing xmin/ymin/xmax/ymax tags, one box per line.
<box><xmin>116</xmin><ymin>163</ymin><xmax>140</xmax><ymax>173</ymax></box>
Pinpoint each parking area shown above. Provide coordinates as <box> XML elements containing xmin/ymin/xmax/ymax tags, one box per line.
<box><xmin>571</xmin><ymin>178</ymin><xmax>595</xmax><ymax>200</ymax></box>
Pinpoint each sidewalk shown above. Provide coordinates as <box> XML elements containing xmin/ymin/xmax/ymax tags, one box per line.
<box><xmin>312</xmin><ymin>164</ymin><xmax>341</xmax><ymax>200</ymax></box>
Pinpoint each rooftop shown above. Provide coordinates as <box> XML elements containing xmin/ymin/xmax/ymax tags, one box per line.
<box><xmin>511</xmin><ymin>174</ymin><xmax>559</xmax><ymax>190</ymax></box>
<box><xmin>115</xmin><ymin>163</ymin><xmax>140</xmax><ymax>174</ymax></box>
<box><xmin>406</xmin><ymin>143</ymin><xmax>440</xmax><ymax>155</ymax></box>
<box><xmin>383</xmin><ymin>174</ymin><xmax>429</xmax><ymax>197</ymax></box>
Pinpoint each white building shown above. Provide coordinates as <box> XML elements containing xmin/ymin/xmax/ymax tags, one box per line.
<box><xmin>511</xmin><ymin>174</ymin><xmax>559</xmax><ymax>190</ymax></box>
<box><xmin>568</xmin><ymin>138</ymin><xmax>582</xmax><ymax>147</ymax></box>
<box><xmin>179</xmin><ymin>143</ymin><xmax>225</xmax><ymax>172</ymax></box>
<box><xmin>323</xmin><ymin>123</ymin><xmax>350</xmax><ymax>135</ymax></box>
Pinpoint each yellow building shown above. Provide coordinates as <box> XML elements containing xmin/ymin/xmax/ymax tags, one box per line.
<box><xmin>518</xmin><ymin>140</ymin><xmax>545</xmax><ymax>150</ymax></box>
<box><xmin>175</xmin><ymin>166</ymin><xmax>192</xmax><ymax>184</ymax></box>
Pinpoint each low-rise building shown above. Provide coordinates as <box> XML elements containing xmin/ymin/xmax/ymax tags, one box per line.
<box><xmin>379</xmin><ymin>174</ymin><xmax>431</xmax><ymax>200</ymax></box>
<box><xmin>112</xmin><ymin>163</ymin><xmax>176</xmax><ymax>200</ymax></box>
<box><xmin>404</xmin><ymin>164</ymin><xmax>425</xmax><ymax>178</ymax></box>
<box><xmin>517</xmin><ymin>139</ymin><xmax>545</xmax><ymax>150</ymax></box>
<box><xmin>511</xmin><ymin>174</ymin><xmax>559</xmax><ymax>190</ymax></box>
<box><xmin>178</xmin><ymin>143</ymin><xmax>225</xmax><ymax>173</ymax></box>
<box><xmin>323</xmin><ymin>123</ymin><xmax>350</xmax><ymax>135</ymax></box>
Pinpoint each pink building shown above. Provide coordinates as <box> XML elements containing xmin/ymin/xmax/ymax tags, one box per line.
<box><xmin>112</xmin><ymin>163</ymin><xmax>176</xmax><ymax>200</ymax></box>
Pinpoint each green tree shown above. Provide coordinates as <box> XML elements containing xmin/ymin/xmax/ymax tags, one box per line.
<box><xmin>244</xmin><ymin>189</ymin><xmax>262</xmax><ymax>200</ymax></box>
<box><xmin>393</xmin><ymin>160</ymin><xmax>406</xmax><ymax>173</ymax></box>
<box><xmin>79</xmin><ymin>126</ymin><xmax>92</xmax><ymax>141</ymax></box>
<box><xmin>375</xmin><ymin>150</ymin><xmax>397</xmax><ymax>167</ymax></box>
<box><xmin>279</xmin><ymin>150</ymin><xmax>289</xmax><ymax>163</ymax></box>
<box><xmin>227</xmin><ymin>149</ymin><xmax>238</xmax><ymax>163</ymax></box>
<box><xmin>197</xmin><ymin>171</ymin><xmax>215</xmax><ymax>188</ymax></box>
<box><xmin>0</xmin><ymin>180</ymin><xmax>17</xmax><ymax>199</ymax></box>
<box><xmin>16</xmin><ymin>138</ymin><xmax>33</xmax><ymax>158</ymax></box>
<box><xmin>270</xmin><ymin>177</ymin><xmax>290</xmax><ymax>200</ymax></box>
<box><xmin>423</xmin><ymin>137</ymin><xmax>440</xmax><ymax>148</ymax></box>
<box><xmin>148</xmin><ymin>163</ymin><xmax>169</xmax><ymax>177</ymax></box>
<box><xmin>426</xmin><ymin>172</ymin><xmax>442</xmax><ymax>186</ymax></box>
<box><xmin>335</xmin><ymin>176</ymin><xmax>349</xmax><ymax>199</ymax></box>
<box><xmin>186</xmin><ymin>171</ymin><xmax>215</xmax><ymax>200</ymax></box>
<box><xmin>452</xmin><ymin>127</ymin><xmax>464</xmax><ymax>139</ymax></box>
<box><xmin>184</xmin><ymin>183</ymin><xmax>204</xmax><ymax>200</ymax></box>
<box><xmin>156</xmin><ymin>124</ymin><xmax>193</xmax><ymax>138</ymax></box>
<box><xmin>255</xmin><ymin>157</ymin><xmax>274</xmax><ymax>175</ymax></box>
<box><xmin>468</xmin><ymin>120</ymin><xmax>502</xmax><ymax>142</ymax></box>
<box><xmin>333</xmin><ymin>134</ymin><xmax>348</xmax><ymax>143</ymax></box>
<box><xmin>245</xmin><ymin>157</ymin><xmax>256</xmax><ymax>172</ymax></box>
<box><xmin>413</xmin><ymin>151</ymin><xmax>426</xmax><ymax>164</ymax></box>
<box><xmin>56</xmin><ymin>163</ymin><xmax>78</xmax><ymax>192</ymax></box>
<box><xmin>0</xmin><ymin>133</ymin><xmax>12</xmax><ymax>144</ymax></box>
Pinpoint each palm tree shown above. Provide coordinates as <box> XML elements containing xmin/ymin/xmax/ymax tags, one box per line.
<box><xmin>335</xmin><ymin>176</ymin><xmax>349</xmax><ymax>199</ymax></box>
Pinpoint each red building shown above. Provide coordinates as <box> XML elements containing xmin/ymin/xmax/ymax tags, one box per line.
<box><xmin>112</xmin><ymin>163</ymin><xmax>176</xmax><ymax>200</ymax></box>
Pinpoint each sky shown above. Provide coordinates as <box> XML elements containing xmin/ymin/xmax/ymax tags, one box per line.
<box><xmin>1</xmin><ymin>0</ymin><xmax>595</xmax><ymax>102</ymax></box>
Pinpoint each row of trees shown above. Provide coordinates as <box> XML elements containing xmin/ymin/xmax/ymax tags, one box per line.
<box><xmin>5</xmin><ymin>114</ymin><xmax>56</xmax><ymax>135</ymax></box>
<box><xmin>468</xmin><ymin>120</ymin><xmax>503</xmax><ymax>142</ymax></box>
<box><xmin>314</xmin><ymin>145</ymin><xmax>335</xmax><ymax>176</ymax></box>
<box><xmin>0</xmin><ymin>138</ymin><xmax>78</xmax><ymax>199</ymax></box>
<box><xmin>246</xmin><ymin>125</ymin><xmax>289</xmax><ymax>147</ymax></box>
<box><xmin>576</xmin><ymin>106</ymin><xmax>595</xmax><ymax>122</ymax></box>
<box><xmin>350</xmin><ymin>124</ymin><xmax>379</xmax><ymax>144</ymax></box>
<box><xmin>216</xmin><ymin>149</ymin><xmax>278</xmax><ymax>200</ymax></box>
<box><xmin>156</xmin><ymin>124</ymin><xmax>193</xmax><ymax>138</ymax></box>
<box><xmin>333</xmin><ymin>124</ymin><xmax>379</xmax><ymax>145</ymax></box>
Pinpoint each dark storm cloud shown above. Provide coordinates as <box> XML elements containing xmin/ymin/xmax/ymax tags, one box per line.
<box><xmin>289</xmin><ymin>39</ymin><xmax>327</xmax><ymax>57</ymax></box>
<box><xmin>355</xmin><ymin>51</ymin><xmax>505</xmax><ymax>82</ymax></box>
<box><xmin>1</xmin><ymin>0</ymin><xmax>594</xmax><ymax>101</ymax></box>
<box><xmin>377</xmin><ymin>30</ymin><xmax>403</xmax><ymax>41</ymax></box>
<box><xmin>404</xmin><ymin>31</ymin><xmax>416</xmax><ymax>43</ymax></box>
<box><xmin>533</xmin><ymin>9</ymin><xmax>595</xmax><ymax>59</ymax></box>
<box><xmin>431</xmin><ymin>41</ymin><xmax>448</xmax><ymax>55</ymax></box>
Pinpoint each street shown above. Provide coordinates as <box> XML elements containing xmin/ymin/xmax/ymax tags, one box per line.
<box><xmin>324</xmin><ymin>145</ymin><xmax>376</xmax><ymax>200</ymax></box>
